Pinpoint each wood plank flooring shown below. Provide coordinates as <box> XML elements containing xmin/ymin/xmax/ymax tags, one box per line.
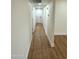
<box><xmin>28</xmin><ymin>23</ymin><xmax>67</xmax><ymax>59</ymax></box>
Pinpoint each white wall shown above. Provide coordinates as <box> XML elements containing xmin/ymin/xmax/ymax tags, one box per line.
<box><xmin>43</xmin><ymin>7</ymin><xmax>47</xmax><ymax>34</ymax></box>
<box><xmin>54</xmin><ymin>0</ymin><xmax>67</xmax><ymax>35</ymax></box>
<box><xmin>12</xmin><ymin>0</ymin><xmax>32</xmax><ymax>59</ymax></box>
<box><xmin>43</xmin><ymin>0</ymin><xmax>67</xmax><ymax>35</ymax></box>
<box><xmin>43</xmin><ymin>1</ymin><xmax>55</xmax><ymax>47</ymax></box>
<box><xmin>32</xmin><ymin>7</ymin><xmax>36</xmax><ymax>32</ymax></box>
<box><xmin>47</xmin><ymin>2</ymin><xmax>55</xmax><ymax>47</ymax></box>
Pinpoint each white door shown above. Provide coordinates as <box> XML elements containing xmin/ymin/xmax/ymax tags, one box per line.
<box><xmin>35</xmin><ymin>8</ymin><xmax>43</xmax><ymax>23</ymax></box>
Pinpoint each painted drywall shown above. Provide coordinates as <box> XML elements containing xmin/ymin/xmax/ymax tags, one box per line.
<box><xmin>43</xmin><ymin>0</ymin><xmax>67</xmax><ymax>35</ymax></box>
<box><xmin>32</xmin><ymin>7</ymin><xmax>36</xmax><ymax>32</ymax></box>
<box><xmin>43</xmin><ymin>7</ymin><xmax>47</xmax><ymax>34</ymax></box>
<box><xmin>47</xmin><ymin>2</ymin><xmax>55</xmax><ymax>47</ymax></box>
<box><xmin>54</xmin><ymin>0</ymin><xmax>67</xmax><ymax>35</ymax></box>
<box><xmin>43</xmin><ymin>1</ymin><xmax>55</xmax><ymax>47</ymax></box>
<box><xmin>12</xmin><ymin>0</ymin><xmax>32</xmax><ymax>59</ymax></box>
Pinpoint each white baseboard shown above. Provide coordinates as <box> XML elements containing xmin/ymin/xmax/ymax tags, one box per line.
<box><xmin>54</xmin><ymin>33</ymin><xmax>67</xmax><ymax>35</ymax></box>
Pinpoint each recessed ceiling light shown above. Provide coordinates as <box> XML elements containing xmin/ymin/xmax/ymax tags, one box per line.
<box><xmin>38</xmin><ymin>3</ymin><xmax>42</xmax><ymax>5</ymax></box>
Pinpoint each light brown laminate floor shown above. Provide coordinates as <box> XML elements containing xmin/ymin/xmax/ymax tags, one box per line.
<box><xmin>28</xmin><ymin>23</ymin><xmax>67</xmax><ymax>59</ymax></box>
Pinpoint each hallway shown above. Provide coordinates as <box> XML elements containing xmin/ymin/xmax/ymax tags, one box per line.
<box><xmin>28</xmin><ymin>23</ymin><xmax>67</xmax><ymax>59</ymax></box>
<box><xmin>11</xmin><ymin>0</ymin><xmax>67</xmax><ymax>59</ymax></box>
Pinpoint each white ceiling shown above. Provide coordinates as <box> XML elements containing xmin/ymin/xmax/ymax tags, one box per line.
<box><xmin>30</xmin><ymin>0</ymin><xmax>51</xmax><ymax>3</ymax></box>
<box><xmin>29</xmin><ymin>0</ymin><xmax>52</xmax><ymax>8</ymax></box>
